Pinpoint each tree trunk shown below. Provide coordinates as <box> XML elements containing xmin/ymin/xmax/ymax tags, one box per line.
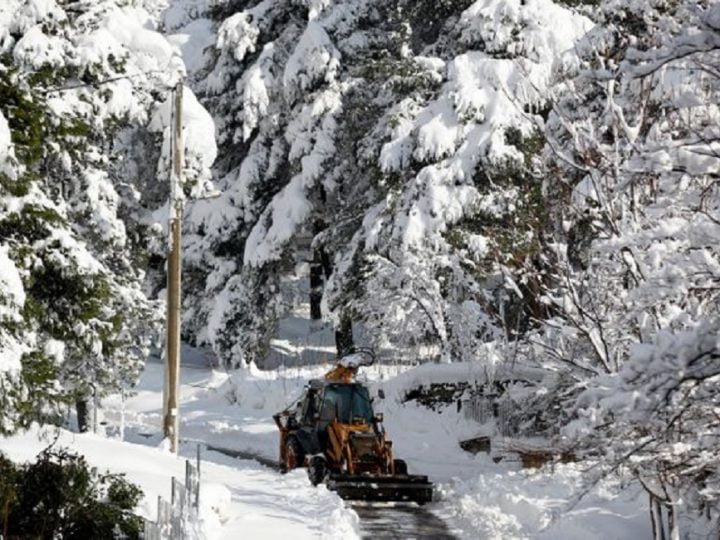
<box><xmin>650</xmin><ymin>494</ymin><xmax>666</xmax><ymax>540</ymax></box>
<box><xmin>321</xmin><ymin>247</ymin><xmax>332</xmax><ymax>279</ymax></box>
<box><xmin>3</xmin><ymin>499</ymin><xmax>9</xmax><ymax>539</ymax></box>
<box><xmin>335</xmin><ymin>314</ymin><xmax>354</xmax><ymax>358</ymax></box>
<box><xmin>309</xmin><ymin>217</ymin><xmax>330</xmax><ymax>321</ymax></box>
<box><xmin>309</xmin><ymin>247</ymin><xmax>324</xmax><ymax>320</ymax></box>
<box><xmin>667</xmin><ymin>502</ymin><xmax>679</xmax><ymax>540</ymax></box>
<box><xmin>76</xmin><ymin>398</ymin><xmax>89</xmax><ymax>433</ymax></box>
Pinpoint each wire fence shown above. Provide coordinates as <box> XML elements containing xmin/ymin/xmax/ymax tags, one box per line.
<box><xmin>143</xmin><ymin>447</ymin><xmax>201</xmax><ymax>540</ymax></box>
<box><xmin>462</xmin><ymin>394</ymin><xmax>523</xmax><ymax>437</ymax></box>
<box><xmin>462</xmin><ymin>393</ymin><xmax>559</xmax><ymax>438</ymax></box>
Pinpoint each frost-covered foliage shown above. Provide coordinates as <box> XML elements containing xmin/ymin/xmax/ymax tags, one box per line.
<box><xmin>324</xmin><ymin>0</ymin><xmax>592</xmax><ymax>362</ymax></box>
<box><xmin>0</xmin><ymin>0</ymin><xmax>215</xmax><ymax>433</ymax></box>
<box><xmin>570</xmin><ymin>322</ymin><xmax>720</xmax><ymax>537</ymax></box>
<box><xmin>535</xmin><ymin>0</ymin><xmax>720</xmax><ymax>372</ymax></box>
<box><xmin>517</xmin><ymin>1</ymin><xmax>720</xmax><ymax>535</ymax></box>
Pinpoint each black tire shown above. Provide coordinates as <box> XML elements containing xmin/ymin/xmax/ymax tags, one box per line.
<box><xmin>393</xmin><ymin>459</ymin><xmax>408</xmax><ymax>475</ymax></box>
<box><xmin>282</xmin><ymin>436</ymin><xmax>305</xmax><ymax>473</ymax></box>
<box><xmin>307</xmin><ymin>456</ymin><xmax>327</xmax><ymax>486</ymax></box>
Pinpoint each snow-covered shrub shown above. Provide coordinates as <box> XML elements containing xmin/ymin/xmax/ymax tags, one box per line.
<box><xmin>0</xmin><ymin>448</ymin><xmax>144</xmax><ymax>538</ymax></box>
<box><xmin>569</xmin><ymin>322</ymin><xmax>720</xmax><ymax>537</ymax></box>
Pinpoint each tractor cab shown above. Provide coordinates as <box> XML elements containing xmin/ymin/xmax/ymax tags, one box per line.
<box><xmin>314</xmin><ymin>382</ymin><xmax>376</xmax><ymax>428</ymax></box>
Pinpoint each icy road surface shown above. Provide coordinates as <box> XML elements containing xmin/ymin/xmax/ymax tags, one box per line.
<box><xmin>352</xmin><ymin>502</ymin><xmax>456</xmax><ymax>539</ymax></box>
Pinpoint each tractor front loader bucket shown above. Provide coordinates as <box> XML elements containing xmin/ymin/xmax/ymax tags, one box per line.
<box><xmin>327</xmin><ymin>473</ymin><xmax>433</xmax><ymax>504</ymax></box>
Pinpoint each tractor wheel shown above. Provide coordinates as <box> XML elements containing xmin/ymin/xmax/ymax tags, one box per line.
<box><xmin>283</xmin><ymin>437</ymin><xmax>305</xmax><ymax>473</ymax></box>
<box><xmin>307</xmin><ymin>456</ymin><xmax>327</xmax><ymax>486</ymax></box>
<box><xmin>393</xmin><ymin>459</ymin><xmax>408</xmax><ymax>475</ymax></box>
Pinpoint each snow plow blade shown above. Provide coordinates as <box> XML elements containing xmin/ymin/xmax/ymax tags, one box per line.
<box><xmin>327</xmin><ymin>473</ymin><xmax>433</xmax><ymax>504</ymax></box>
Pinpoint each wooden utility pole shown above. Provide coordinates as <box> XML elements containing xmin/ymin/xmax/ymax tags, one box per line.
<box><xmin>164</xmin><ymin>81</ymin><xmax>184</xmax><ymax>453</ymax></box>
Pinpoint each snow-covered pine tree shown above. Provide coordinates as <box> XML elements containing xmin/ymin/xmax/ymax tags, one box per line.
<box><xmin>182</xmin><ymin>0</ymin><xmax>592</xmax><ymax>367</ymax></box>
<box><xmin>0</xmin><ymin>0</ymin><xmax>215</xmax><ymax>433</ymax></box>
<box><xmin>183</xmin><ymin>0</ymin><xmax>404</xmax><ymax>365</ymax></box>
<box><xmin>323</xmin><ymin>0</ymin><xmax>591</xmax><ymax>363</ymax></box>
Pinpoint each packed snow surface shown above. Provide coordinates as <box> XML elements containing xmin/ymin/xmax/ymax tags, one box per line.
<box><xmin>1</xmin><ymin>355</ymin><xmax>650</xmax><ymax>538</ymax></box>
<box><xmin>103</xmin><ymin>358</ymin><xmax>651</xmax><ymax>538</ymax></box>
<box><xmin>0</xmin><ymin>422</ymin><xmax>358</xmax><ymax>539</ymax></box>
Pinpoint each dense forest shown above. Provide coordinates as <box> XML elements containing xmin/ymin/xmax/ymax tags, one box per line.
<box><xmin>0</xmin><ymin>0</ymin><xmax>718</xmax><ymax>536</ymax></box>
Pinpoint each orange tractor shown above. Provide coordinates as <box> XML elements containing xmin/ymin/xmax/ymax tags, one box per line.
<box><xmin>273</xmin><ymin>350</ymin><xmax>433</xmax><ymax>504</ymax></box>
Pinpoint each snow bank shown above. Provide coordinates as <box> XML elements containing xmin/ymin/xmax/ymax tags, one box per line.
<box><xmin>0</xmin><ymin>424</ymin><xmax>360</xmax><ymax>540</ymax></box>
<box><xmin>0</xmin><ymin>426</ymin><xmax>191</xmax><ymax>523</ymax></box>
<box><xmin>375</xmin><ymin>359</ymin><xmax>545</xmax><ymax>405</ymax></box>
<box><xmin>438</xmin><ymin>462</ymin><xmax>649</xmax><ymax>539</ymax></box>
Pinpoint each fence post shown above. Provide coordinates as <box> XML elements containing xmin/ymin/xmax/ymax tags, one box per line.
<box><xmin>144</xmin><ymin>455</ymin><xmax>202</xmax><ymax>539</ymax></box>
<box><xmin>196</xmin><ymin>445</ymin><xmax>201</xmax><ymax>510</ymax></box>
<box><xmin>171</xmin><ymin>477</ymin><xmax>185</xmax><ymax>540</ymax></box>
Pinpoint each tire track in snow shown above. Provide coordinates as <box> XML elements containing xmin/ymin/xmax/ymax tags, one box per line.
<box><xmin>351</xmin><ymin>502</ymin><xmax>457</xmax><ymax>539</ymax></box>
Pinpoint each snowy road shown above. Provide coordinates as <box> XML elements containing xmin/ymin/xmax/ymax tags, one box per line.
<box><xmin>202</xmin><ymin>441</ymin><xmax>458</xmax><ymax>539</ymax></box>
<box><xmin>352</xmin><ymin>503</ymin><xmax>456</xmax><ymax>539</ymax></box>
<box><xmin>96</xmin><ymin>361</ymin><xmax>461</xmax><ymax>538</ymax></box>
<box><xmin>95</xmin><ymin>361</ymin><xmax>650</xmax><ymax>539</ymax></box>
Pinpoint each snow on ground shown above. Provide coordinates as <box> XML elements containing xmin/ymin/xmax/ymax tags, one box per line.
<box><xmin>1</xmin><ymin>333</ymin><xmax>650</xmax><ymax>539</ymax></box>
<box><xmin>0</xmin><ymin>389</ymin><xmax>358</xmax><ymax>539</ymax></box>
<box><xmin>98</xmin><ymin>355</ymin><xmax>650</xmax><ymax>539</ymax></box>
<box><xmin>435</xmin><ymin>460</ymin><xmax>649</xmax><ymax>539</ymax></box>
<box><xmin>376</xmin><ymin>368</ymin><xmax>650</xmax><ymax>539</ymax></box>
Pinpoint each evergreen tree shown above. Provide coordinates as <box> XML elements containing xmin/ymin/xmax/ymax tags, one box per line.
<box><xmin>182</xmin><ymin>0</ymin><xmax>590</xmax><ymax>366</ymax></box>
<box><xmin>0</xmin><ymin>0</ymin><xmax>215</xmax><ymax>432</ymax></box>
